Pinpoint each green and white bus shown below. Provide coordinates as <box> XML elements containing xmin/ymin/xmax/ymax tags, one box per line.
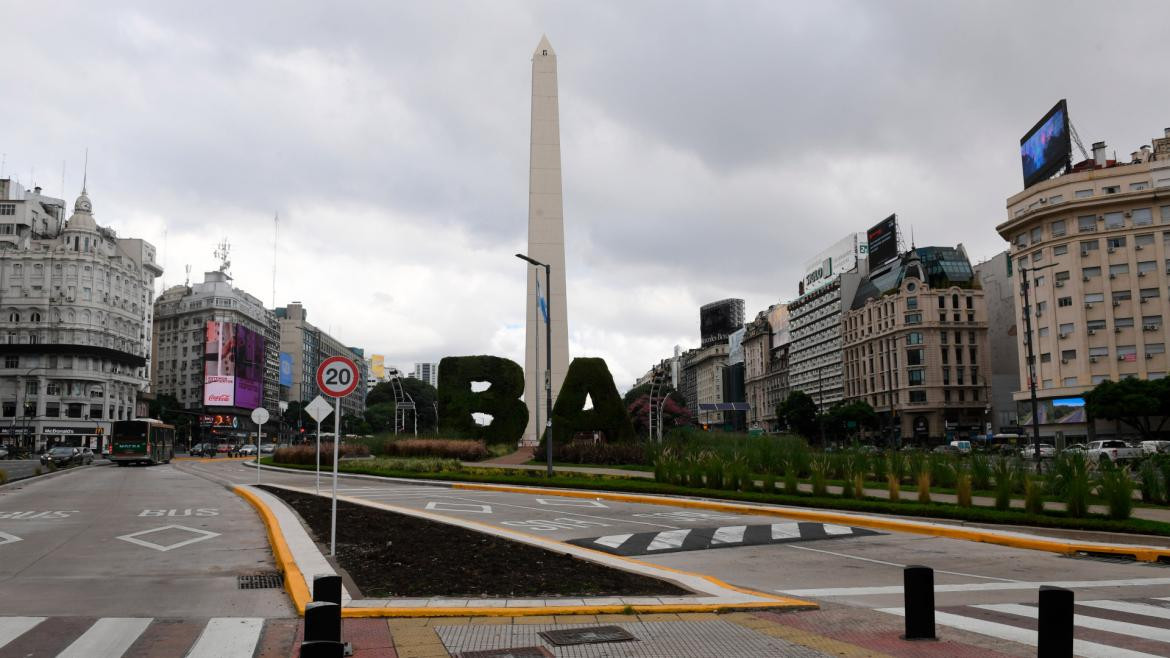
<box><xmin>111</xmin><ymin>419</ymin><xmax>176</xmax><ymax>466</ymax></box>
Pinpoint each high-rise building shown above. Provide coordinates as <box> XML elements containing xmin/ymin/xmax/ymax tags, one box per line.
<box><xmin>0</xmin><ymin>179</ymin><xmax>161</xmax><ymax>451</ymax></box>
<box><xmin>523</xmin><ymin>35</ymin><xmax>571</xmax><ymax>446</ymax></box>
<box><xmin>152</xmin><ymin>270</ymin><xmax>280</xmax><ymax>439</ymax></box>
<box><xmin>995</xmin><ymin>126</ymin><xmax>1170</xmax><ymax>441</ymax></box>
<box><xmin>974</xmin><ymin>251</ymin><xmax>1021</xmax><ymax>434</ymax></box>
<box><xmin>275</xmin><ymin>302</ymin><xmax>366</xmax><ymax>418</ymax></box>
<box><xmin>744</xmin><ymin>304</ymin><xmax>790</xmax><ymax>432</ymax></box>
<box><xmin>410</xmin><ymin>362</ymin><xmax>438</xmax><ymax>388</ymax></box>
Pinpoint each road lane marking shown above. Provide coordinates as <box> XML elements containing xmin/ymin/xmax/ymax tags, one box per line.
<box><xmin>771</xmin><ymin>523</ymin><xmax>801</xmax><ymax>539</ymax></box>
<box><xmin>186</xmin><ymin>617</ymin><xmax>264</xmax><ymax>658</ymax></box>
<box><xmin>443</xmin><ymin>496</ymin><xmax>680</xmax><ymax>529</ymax></box>
<box><xmin>594</xmin><ymin>534</ymin><xmax>635</xmax><ymax>549</ymax></box>
<box><xmin>646</xmin><ymin>529</ymin><xmax>692</xmax><ymax>551</ymax></box>
<box><xmin>877</xmin><ymin>607</ymin><xmax>1159</xmax><ymax>658</ymax></box>
<box><xmin>1080</xmin><ymin>599</ymin><xmax>1170</xmax><ymax>620</ymax></box>
<box><xmin>711</xmin><ymin>525</ymin><xmax>747</xmax><ymax>545</ymax></box>
<box><xmin>0</xmin><ymin>617</ymin><xmax>44</xmax><ymax>648</ymax></box>
<box><xmin>0</xmin><ymin>531</ymin><xmax>21</xmax><ymax>547</ymax></box>
<box><xmin>57</xmin><ymin>617</ymin><xmax>152</xmax><ymax>658</ymax></box>
<box><xmin>824</xmin><ymin>524</ymin><xmax>853</xmax><ymax>536</ymax></box>
<box><xmin>535</xmin><ymin>498</ymin><xmax>608</xmax><ymax>508</ymax></box>
<box><xmin>783</xmin><ymin>576</ymin><xmax>1170</xmax><ymax>597</ymax></box>
<box><xmin>976</xmin><ymin>602</ymin><xmax>1170</xmax><ymax>642</ymax></box>
<box><xmin>783</xmin><ymin>544</ymin><xmax>1020</xmax><ymax>583</ymax></box>
<box><xmin>0</xmin><ymin>511</ymin><xmax>79</xmax><ymax>519</ymax></box>
<box><xmin>424</xmin><ymin>502</ymin><xmax>492</xmax><ymax>514</ymax></box>
<box><xmin>115</xmin><ymin>525</ymin><xmax>221</xmax><ymax>552</ymax></box>
<box><xmin>501</xmin><ymin>518</ymin><xmax>611</xmax><ymax>531</ymax></box>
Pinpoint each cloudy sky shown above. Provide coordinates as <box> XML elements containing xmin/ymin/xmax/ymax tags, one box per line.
<box><xmin>3</xmin><ymin>1</ymin><xmax>1169</xmax><ymax>391</ymax></box>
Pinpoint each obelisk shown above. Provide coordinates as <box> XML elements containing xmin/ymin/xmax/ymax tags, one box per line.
<box><xmin>524</xmin><ymin>35</ymin><xmax>570</xmax><ymax>446</ymax></box>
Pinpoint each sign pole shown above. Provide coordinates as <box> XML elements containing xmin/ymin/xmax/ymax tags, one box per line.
<box><xmin>316</xmin><ymin>418</ymin><xmax>322</xmax><ymax>495</ymax></box>
<box><xmin>330</xmin><ymin>396</ymin><xmax>340</xmax><ymax>557</ymax></box>
<box><xmin>256</xmin><ymin>423</ymin><xmax>263</xmax><ymax>484</ymax></box>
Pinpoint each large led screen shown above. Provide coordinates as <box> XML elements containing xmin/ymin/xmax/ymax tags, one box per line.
<box><xmin>866</xmin><ymin>215</ymin><xmax>898</xmax><ymax>270</ymax></box>
<box><xmin>204</xmin><ymin>321</ymin><xmax>235</xmax><ymax>406</ymax></box>
<box><xmin>1020</xmin><ymin>99</ymin><xmax>1071</xmax><ymax>189</ymax></box>
<box><xmin>279</xmin><ymin>352</ymin><xmax>294</xmax><ymax>387</ymax></box>
<box><xmin>234</xmin><ymin>324</ymin><xmax>264</xmax><ymax>409</ymax></box>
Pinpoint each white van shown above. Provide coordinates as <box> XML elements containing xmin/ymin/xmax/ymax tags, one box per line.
<box><xmin>949</xmin><ymin>440</ymin><xmax>972</xmax><ymax>454</ymax></box>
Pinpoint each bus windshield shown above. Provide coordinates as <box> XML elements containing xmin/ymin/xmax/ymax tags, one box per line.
<box><xmin>112</xmin><ymin>421</ymin><xmax>147</xmax><ymax>439</ymax></box>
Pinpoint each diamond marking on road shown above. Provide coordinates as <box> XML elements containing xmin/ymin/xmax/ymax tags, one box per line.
<box><xmin>534</xmin><ymin>497</ymin><xmax>608</xmax><ymax>508</ymax></box>
<box><xmin>424</xmin><ymin>502</ymin><xmax>493</xmax><ymax>514</ymax></box>
<box><xmin>116</xmin><ymin>524</ymin><xmax>221</xmax><ymax>552</ymax></box>
<box><xmin>0</xmin><ymin>531</ymin><xmax>22</xmax><ymax>547</ymax></box>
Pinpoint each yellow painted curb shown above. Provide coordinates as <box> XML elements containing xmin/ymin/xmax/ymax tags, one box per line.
<box><xmin>176</xmin><ymin>456</ymin><xmax>251</xmax><ymax>463</ymax></box>
<box><xmin>234</xmin><ymin>485</ymin><xmax>311</xmax><ymax>614</ymax></box>
<box><xmin>450</xmin><ymin>482</ymin><xmax>1170</xmax><ymax>563</ymax></box>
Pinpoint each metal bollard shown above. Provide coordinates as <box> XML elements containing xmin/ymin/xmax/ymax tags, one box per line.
<box><xmin>313</xmin><ymin>574</ymin><xmax>343</xmax><ymax>605</ymax></box>
<box><xmin>304</xmin><ymin>601</ymin><xmax>341</xmax><ymax>644</ymax></box>
<box><xmin>300</xmin><ymin>640</ymin><xmax>344</xmax><ymax>658</ymax></box>
<box><xmin>1038</xmin><ymin>585</ymin><xmax>1074</xmax><ymax>657</ymax></box>
<box><xmin>902</xmin><ymin>565</ymin><xmax>936</xmax><ymax>640</ymax></box>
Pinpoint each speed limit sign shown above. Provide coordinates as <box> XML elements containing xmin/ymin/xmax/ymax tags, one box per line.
<box><xmin>316</xmin><ymin>356</ymin><xmax>359</xmax><ymax>398</ymax></box>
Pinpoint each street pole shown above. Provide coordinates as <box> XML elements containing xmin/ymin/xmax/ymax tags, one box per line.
<box><xmin>330</xmin><ymin>396</ymin><xmax>340</xmax><ymax>556</ymax></box>
<box><xmin>256</xmin><ymin>422</ymin><xmax>263</xmax><ymax>484</ymax></box>
<box><xmin>1020</xmin><ymin>264</ymin><xmax>1054</xmax><ymax>475</ymax></box>
<box><xmin>316</xmin><ymin>417</ymin><xmax>322</xmax><ymax>495</ymax></box>
<box><xmin>543</xmin><ymin>262</ymin><xmax>552</xmax><ymax>478</ymax></box>
<box><xmin>532</xmin><ymin>268</ymin><xmax>540</xmax><ymax>455</ymax></box>
<box><xmin>818</xmin><ymin>365</ymin><xmax>826</xmax><ymax>447</ymax></box>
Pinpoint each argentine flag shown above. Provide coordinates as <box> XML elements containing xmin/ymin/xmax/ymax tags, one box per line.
<box><xmin>537</xmin><ymin>275</ymin><xmax>549</xmax><ymax>324</ymax></box>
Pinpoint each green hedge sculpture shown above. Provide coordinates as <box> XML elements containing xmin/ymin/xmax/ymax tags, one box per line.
<box><xmin>437</xmin><ymin>356</ymin><xmax>528</xmax><ymax>444</ymax></box>
<box><xmin>548</xmin><ymin>357</ymin><xmax>636</xmax><ymax>445</ymax></box>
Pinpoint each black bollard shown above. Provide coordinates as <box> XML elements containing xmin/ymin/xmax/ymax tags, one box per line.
<box><xmin>313</xmin><ymin>574</ymin><xmax>343</xmax><ymax>605</ymax></box>
<box><xmin>300</xmin><ymin>640</ymin><xmax>344</xmax><ymax>658</ymax></box>
<box><xmin>902</xmin><ymin>565</ymin><xmax>936</xmax><ymax>640</ymax></box>
<box><xmin>304</xmin><ymin>601</ymin><xmax>341</xmax><ymax>644</ymax></box>
<box><xmin>1038</xmin><ymin>585</ymin><xmax>1074</xmax><ymax>657</ymax></box>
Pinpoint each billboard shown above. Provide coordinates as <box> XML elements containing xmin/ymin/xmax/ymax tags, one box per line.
<box><xmin>1020</xmin><ymin>99</ymin><xmax>1071</xmax><ymax>189</ymax></box>
<box><xmin>801</xmin><ymin>232</ymin><xmax>867</xmax><ymax>295</ymax></box>
<box><xmin>234</xmin><ymin>324</ymin><xmax>264</xmax><ymax>409</ymax></box>
<box><xmin>1016</xmin><ymin>396</ymin><xmax>1086</xmax><ymax>426</ymax></box>
<box><xmin>700</xmin><ymin>298</ymin><xmax>745</xmax><ymax>347</ymax></box>
<box><xmin>866</xmin><ymin>214</ymin><xmax>899</xmax><ymax>270</ymax></box>
<box><xmin>204</xmin><ymin>321</ymin><xmax>235</xmax><ymax>406</ymax></box>
<box><xmin>279</xmin><ymin>352</ymin><xmax>294</xmax><ymax>387</ymax></box>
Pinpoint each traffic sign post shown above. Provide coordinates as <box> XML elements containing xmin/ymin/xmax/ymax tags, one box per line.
<box><xmin>251</xmin><ymin>407</ymin><xmax>270</xmax><ymax>485</ymax></box>
<box><xmin>315</xmin><ymin>356</ymin><xmax>359</xmax><ymax>557</ymax></box>
<box><xmin>305</xmin><ymin>395</ymin><xmax>334</xmax><ymax>495</ymax></box>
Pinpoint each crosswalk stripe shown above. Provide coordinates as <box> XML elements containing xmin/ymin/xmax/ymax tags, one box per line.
<box><xmin>646</xmin><ymin>529</ymin><xmax>692</xmax><ymax>551</ymax></box>
<box><xmin>0</xmin><ymin>617</ymin><xmax>45</xmax><ymax>649</ymax></box>
<box><xmin>976</xmin><ymin>602</ymin><xmax>1170</xmax><ymax>643</ymax></box>
<box><xmin>770</xmin><ymin>522</ymin><xmax>801</xmax><ymax>539</ymax></box>
<box><xmin>877</xmin><ymin>607</ymin><xmax>1160</xmax><ymax>658</ymax></box>
<box><xmin>186</xmin><ymin>617</ymin><xmax>264</xmax><ymax>657</ymax></box>
<box><xmin>823</xmin><ymin>524</ymin><xmax>853</xmax><ymax>536</ymax></box>
<box><xmin>1080</xmin><ymin>599</ymin><xmax>1170</xmax><ymax>620</ymax></box>
<box><xmin>594</xmin><ymin>533</ymin><xmax>634</xmax><ymax>549</ymax></box>
<box><xmin>711</xmin><ymin>525</ymin><xmax>746</xmax><ymax>545</ymax></box>
<box><xmin>57</xmin><ymin>617</ymin><xmax>152</xmax><ymax>658</ymax></box>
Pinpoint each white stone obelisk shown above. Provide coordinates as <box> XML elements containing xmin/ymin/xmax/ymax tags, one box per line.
<box><xmin>523</xmin><ymin>35</ymin><xmax>570</xmax><ymax>446</ymax></box>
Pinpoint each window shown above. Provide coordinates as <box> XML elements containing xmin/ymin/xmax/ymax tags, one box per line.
<box><xmin>1049</xmin><ymin>195</ymin><xmax>1064</xmax><ymax>204</ymax></box>
<box><xmin>940</xmin><ymin>331</ymin><xmax>947</xmax><ymax>344</ymax></box>
<box><xmin>1078</xmin><ymin>215</ymin><xmax>1097</xmax><ymax>232</ymax></box>
<box><xmin>905</xmin><ymin>313</ymin><xmax>921</xmax><ymax>325</ymax></box>
<box><xmin>1152</xmin><ymin>373</ymin><xmax>1168</xmax><ymax>381</ymax></box>
<box><xmin>1114</xmin><ymin>290</ymin><xmax>1132</xmax><ymax>302</ymax></box>
<box><xmin>969</xmin><ymin>347</ymin><xmax>977</xmax><ymax>363</ymax></box>
<box><xmin>1107</xmin><ymin>236</ymin><xmax>1127</xmax><ymax>249</ymax></box>
<box><xmin>1104</xmin><ymin>212</ymin><xmax>1125</xmax><ymax>229</ymax></box>
<box><xmin>1092</xmin><ymin>375</ymin><xmax>1109</xmax><ymax>384</ymax></box>
<box><xmin>1104</xmin><ymin>185</ymin><xmax>1121</xmax><ymax>195</ymax></box>
<box><xmin>1061</xmin><ymin>349</ymin><xmax>1076</xmax><ymax>361</ymax></box>
<box><xmin>1036</xmin><ymin>301</ymin><xmax>1048</xmax><ymax>313</ymax></box>
<box><xmin>1133</xmin><ymin>208</ymin><xmax>1153</xmax><ymax>226</ymax></box>
<box><xmin>1015</xmin><ymin>233</ymin><xmax>1028</xmax><ymax>247</ymax></box>
<box><xmin>1082</xmin><ymin>266</ymin><xmax>1101</xmax><ymax>279</ymax></box>
<box><xmin>1038</xmin><ymin>326</ymin><xmax>1050</xmax><ymax>337</ymax></box>
<box><xmin>1148</xmin><ymin>343</ymin><xmax>1166</xmax><ymax>355</ymax></box>
<box><xmin>941</xmin><ymin>347</ymin><xmax>949</xmax><ymax>364</ymax></box>
<box><xmin>956</xmin><ymin>367</ymin><xmax>965</xmax><ymax>385</ymax></box>
<box><xmin>1054</xmin><ymin>244</ymin><xmax>1068</xmax><ymax>256</ymax></box>
<box><xmin>906</xmin><ymin>297</ymin><xmax>918</xmax><ymax>310</ymax></box>
<box><xmin>4</xmin><ymin>355</ymin><xmax>17</xmax><ymax>368</ymax></box>
<box><xmin>1058</xmin><ymin>297</ymin><xmax>1072</xmax><ymax>307</ymax></box>
<box><xmin>1075</xmin><ymin>189</ymin><xmax>1093</xmax><ymax>199</ymax></box>
<box><xmin>1063</xmin><ymin>377</ymin><xmax>1079</xmax><ymax>387</ymax></box>
<box><xmin>1117</xmin><ymin>345</ymin><xmax>1137</xmax><ymax>360</ymax></box>
<box><xmin>1035</xmin><ymin>276</ymin><xmax>1046</xmax><ymax>287</ymax></box>
<box><xmin>1116</xmin><ymin>317</ymin><xmax>1135</xmax><ymax>329</ymax></box>
<box><xmin>907</xmin><ymin>332</ymin><xmax>923</xmax><ymax>345</ymax></box>
<box><xmin>1087</xmin><ymin>319</ymin><xmax>1107</xmax><ymax>331</ymax></box>
<box><xmin>1136</xmin><ymin>233</ymin><xmax>1155</xmax><ymax>248</ymax></box>
<box><xmin>1051</xmin><ymin>219</ymin><xmax>1066</xmax><ymax>236</ymax></box>
<box><xmin>1141</xmin><ymin>288</ymin><xmax>1159</xmax><ymax>301</ymax></box>
<box><xmin>7</xmin><ymin>311</ymin><xmax>18</xmax><ymax>323</ymax></box>
<box><xmin>908</xmin><ymin>369</ymin><xmax>924</xmax><ymax>386</ymax></box>
<box><xmin>1089</xmin><ymin>346</ymin><xmax>1109</xmax><ymax>358</ymax></box>
<box><xmin>937</xmin><ymin>296</ymin><xmax>946</xmax><ymax>309</ymax></box>
<box><xmin>909</xmin><ymin>390</ymin><xmax>926</xmax><ymax>403</ymax></box>
<box><xmin>1109</xmin><ymin>263</ymin><xmax>1129</xmax><ymax>277</ymax></box>
<box><xmin>1041</xmin><ymin>352</ymin><xmax>1052</xmax><ymax>363</ymax></box>
<box><xmin>46</xmin><ymin>381</ymin><xmax>60</xmax><ymax>395</ymax></box>
<box><xmin>1032</xmin><ymin>251</ymin><xmax>1043</xmax><ymax>262</ymax></box>
<box><xmin>1059</xmin><ymin>323</ymin><xmax>1074</xmax><ymax>336</ymax></box>
<box><xmin>1144</xmin><ymin>315</ymin><xmax>1164</xmax><ymax>329</ymax></box>
<box><xmin>907</xmin><ymin>349</ymin><xmax>923</xmax><ymax>366</ymax></box>
<box><xmin>944</xmin><ymin>389</ymin><xmax>951</xmax><ymax>402</ymax></box>
<box><xmin>1080</xmin><ymin>239</ymin><xmax>1099</xmax><ymax>253</ymax></box>
<box><xmin>1138</xmin><ymin>260</ymin><xmax>1157</xmax><ymax>275</ymax></box>
<box><xmin>1055</xmin><ymin>270</ymin><xmax>1070</xmax><ymax>282</ymax></box>
<box><xmin>1031</xmin><ymin>227</ymin><xmax>1043</xmax><ymax>243</ymax></box>
<box><xmin>1085</xmin><ymin>292</ymin><xmax>1105</xmax><ymax>303</ymax></box>
<box><xmin>1043</xmin><ymin>379</ymin><xmax>1053</xmax><ymax>388</ymax></box>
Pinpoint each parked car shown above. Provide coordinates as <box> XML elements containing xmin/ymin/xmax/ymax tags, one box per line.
<box><xmin>1141</xmin><ymin>440</ymin><xmax>1170</xmax><ymax>456</ymax></box>
<box><xmin>238</xmin><ymin>444</ymin><xmax>258</xmax><ymax>456</ymax></box>
<box><xmin>933</xmin><ymin>444</ymin><xmax>961</xmax><ymax>455</ymax></box>
<box><xmin>40</xmin><ymin>446</ymin><xmax>81</xmax><ymax>467</ymax></box>
<box><xmin>1019</xmin><ymin>443</ymin><xmax>1056</xmax><ymax>459</ymax></box>
<box><xmin>260</xmin><ymin>443</ymin><xmax>276</xmax><ymax>455</ymax></box>
<box><xmin>216</xmin><ymin>443</ymin><xmax>233</xmax><ymax>456</ymax></box>
<box><xmin>1064</xmin><ymin>443</ymin><xmax>1087</xmax><ymax>454</ymax></box>
<box><xmin>949</xmin><ymin>440</ymin><xmax>973</xmax><ymax>454</ymax></box>
<box><xmin>1087</xmin><ymin>440</ymin><xmax>1141</xmax><ymax>466</ymax></box>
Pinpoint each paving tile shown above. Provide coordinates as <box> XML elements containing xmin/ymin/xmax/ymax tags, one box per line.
<box><xmin>512</xmin><ymin>616</ymin><xmax>556</xmax><ymax>625</ymax></box>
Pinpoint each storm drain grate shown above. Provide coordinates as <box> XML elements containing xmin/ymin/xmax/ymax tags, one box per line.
<box><xmin>237</xmin><ymin>572</ymin><xmax>284</xmax><ymax>589</ymax></box>
<box><xmin>1066</xmin><ymin>551</ymin><xmax>1139</xmax><ymax>565</ymax></box>
<box><xmin>459</xmin><ymin>648</ymin><xmax>553</xmax><ymax>658</ymax></box>
<box><xmin>538</xmin><ymin>625</ymin><xmax>637</xmax><ymax>646</ymax></box>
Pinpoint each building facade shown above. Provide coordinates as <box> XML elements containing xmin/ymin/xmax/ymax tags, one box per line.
<box><xmin>1</xmin><ymin>180</ymin><xmax>161</xmax><ymax>451</ymax></box>
<box><xmin>743</xmin><ymin>309</ymin><xmax>774</xmax><ymax>431</ymax></box>
<box><xmin>410</xmin><ymin>362</ymin><xmax>438</xmax><ymax>388</ymax></box>
<box><xmin>275</xmin><ymin>302</ymin><xmax>367</xmax><ymax>418</ymax></box>
<box><xmin>995</xmin><ymin>128</ymin><xmax>1170</xmax><ymax>441</ymax></box>
<box><xmin>974</xmin><ymin>251</ymin><xmax>1021</xmax><ymax>433</ymax></box>
<box><xmin>842</xmin><ymin>247</ymin><xmax>991</xmax><ymax>444</ymax></box>
<box><xmin>681</xmin><ymin>342</ymin><xmax>729</xmax><ymax>427</ymax></box>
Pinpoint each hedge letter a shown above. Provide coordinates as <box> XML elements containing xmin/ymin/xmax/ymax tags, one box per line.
<box><xmin>550</xmin><ymin>357</ymin><xmax>635</xmax><ymax>444</ymax></box>
<box><xmin>436</xmin><ymin>356</ymin><xmax>528</xmax><ymax>444</ymax></box>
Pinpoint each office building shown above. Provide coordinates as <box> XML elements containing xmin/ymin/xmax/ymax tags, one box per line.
<box><xmin>974</xmin><ymin>251</ymin><xmax>1022</xmax><ymax>433</ymax></box>
<box><xmin>743</xmin><ymin>304</ymin><xmax>790</xmax><ymax>432</ymax></box>
<box><xmin>410</xmin><ymin>362</ymin><xmax>438</xmax><ymax>388</ymax></box>
<box><xmin>275</xmin><ymin>302</ymin><xmax>367</xmax><ymax>418</ymax></box>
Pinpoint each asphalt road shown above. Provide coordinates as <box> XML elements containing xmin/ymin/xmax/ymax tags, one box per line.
<box><xmin>0</xmin><ymin>461</ymin><xmax>293</xmax><ymax>617</ymax></box>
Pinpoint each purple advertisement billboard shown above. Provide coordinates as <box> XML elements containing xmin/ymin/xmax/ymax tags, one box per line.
<box><xmin>233</xmin><ymin>324</ymin><xmax>264</xmax><ymax>410</ymax></box>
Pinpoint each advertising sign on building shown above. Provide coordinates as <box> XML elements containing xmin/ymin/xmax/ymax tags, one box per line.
<box><xmin>866</xmin><ymin>215</ymin><xmax>899</xmax><ymax>270</ymax></box>
<box><xmin>279</xmin><ymin>352</ymin><xmax>294</xmax><ymax>387</ymax></box>
<box><xmin>203</xmin><ymin>321</ymin><xmax>265</xmax><ymax>408</ymax></box>
<box><xmin>801</xmin><ymin>233</ymin><xmax>867</xmax><ymax>295</ymax></box>
<box><xmin>233</xmin><ymin>324</ymin><xmax>264</xmax><ymax>409</ymax></box>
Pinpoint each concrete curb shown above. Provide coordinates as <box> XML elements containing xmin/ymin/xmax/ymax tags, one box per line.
<box><xmin>237</xmin><ymin>480</ymin><xmax>816</xmax><ymax>618</ymax></box>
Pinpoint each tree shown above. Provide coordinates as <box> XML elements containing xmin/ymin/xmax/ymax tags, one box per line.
<box><xmin>624</xmin><ymin>383</ymin><xmax>693</xmax><ymax>436</ymax></box>
<box><xmin>148</xmin><ymin>394</ymin><xmax>192</xmax><ymax>439</ymax></box>
<box><xmin>1085</xmin><ymin>378</ymin><xmax>1170</xmax><ymax>440</ymax></box>
<box><xmin>825</xmin><ymin>400</ymin><xmax>877</xmax><ymax>440</ymax></box>
<box><xmin>777</xmin><ymin>390</ymin><xmax>818</xmax><ymax>440</ymax></box>
<box><xmin>364</xmin><ymin>402</ymin><xmax>395</xmax><ymax>434</ymax></box>
<box><xmin>365</xmin><ymin>378</ymin><xmax>439</xmax><ymax>434</ymax></box>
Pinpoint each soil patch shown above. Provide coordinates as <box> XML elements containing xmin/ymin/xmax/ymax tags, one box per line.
<box><xmin>259</xmin><ymin>485</ymin><xmax>690</xmax><ymax>599</ymax></box>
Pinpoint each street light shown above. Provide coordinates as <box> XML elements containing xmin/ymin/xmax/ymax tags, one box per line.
<box><xmin>516</xmin><ymin>253</ymin><xmax>553</xmax><ymax>477</ymax></box>
<box><xmin>1019</xmin><ymin>262</ymin><xmax>1057</xmax><ymax>474</ymax></box>
<box><xmin>10</xmin><ymin>366</ymin><xmax>48</xmax><ymax>453</ymax></box>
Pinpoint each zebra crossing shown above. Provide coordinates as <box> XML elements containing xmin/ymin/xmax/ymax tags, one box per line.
<box><xmin>0</xmin><ymin>616</ymin><xmax>276</xmax><ymax>657</ymax></box>
<box><xmin>568</xmin><ymin>521</ymin><xmax>882</xmax><ymax>556</ymax></box>
<box><xmin>878</xmin><ymin>596</ymin><xmax>1170</xmax><ymax>658</ymax></box>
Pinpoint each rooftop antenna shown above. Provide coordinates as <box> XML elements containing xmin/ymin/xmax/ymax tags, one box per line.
<box><xmin>910</xmin><ymin>225</ymin><xmax>916</xmax><ymax>250</ymax></box>
<box><xmin>82</xmin><ymin>148</ymin><xmax>88</xmax><ymax>193</ymax></box>
<box><xmin>271</xmin><ymin>212</ymin><xmax>278</xmax><ymax>308</ymax></box>
<box><xmin>214</xmin><ymin>238</ymin><xmax>231</xmax><ymax>276</ymax></box>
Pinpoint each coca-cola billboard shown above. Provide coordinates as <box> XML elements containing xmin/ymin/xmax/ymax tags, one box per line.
<box><xmin>204</xmin><ymin>321</ymin><xmax>236</xmax><ymax>407</ymax></box>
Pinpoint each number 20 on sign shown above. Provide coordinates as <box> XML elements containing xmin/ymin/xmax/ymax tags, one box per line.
<box><xmin>316</xmin><ymin>356</ymin><xmax>359</xmax><ymax>398</ymax></box>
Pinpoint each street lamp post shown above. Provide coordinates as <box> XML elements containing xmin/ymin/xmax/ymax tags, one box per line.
<box><xmin>516</xmin><ymin>253</ymin><xmax>554</xmax><ymax>477</ymax></box>
<box><xmin>1019</xmin><ymin>262</ymin><xmax>1056</xmax><ymax>474</ymax></box>
<box><xmin>11</xmin><ymin>366</ymin><xmax>48</xmax><ymax>454</ymax></box>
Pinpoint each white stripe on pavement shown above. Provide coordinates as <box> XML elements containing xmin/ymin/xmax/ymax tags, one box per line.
<box><xmin>57</xmin><ymin>618</ymin><xmax>152</xmax><ymax>658</ymax></box>
<box><xmin>186</xmin><ymin>617</ymin><xmax>264</xmax><ymax>658</ymax></box>
<box><xmin>782</xmin><ymin>576</ymin><xmax>1170</xmax><ymax>597</ymax></box>
<box><xmin>711</xmin><ymin>525</ymin><xmax>746</xmax><ymax>545</ymax></box>
<box><xmin>976</xmin><ymin>602</ymin><xmax>1170</xmax><ymax>643</ymax></box>
<box><xmin>594</xmin><ymin>534</ymin><xmax>634</xmax><ymax>549</ymax></box>
<box><xmin>646</xmin><ymin>529</ymin><xmax>692</xmax><ymax>551</ymax></box>
<box><xmin>771</xmin><ymin>522</ymin><xmax>801</xmax><ymax>539</ymax></box>
<box><xmin>877</xmin><ymin>607</ymin><xmax>1160</xmax><ymax>658</ymax></box>
<box><xmin>823</xmin><ymin>524</ymin><xmax>853</xmax><ymax>536</ymax></box>
<box><xmin>0</xmin><ymin>617</ymin><xmax>44</xmax><ymax>649</ymax></box>
<box><xmin>1080</xmin><ymin>599</ymin><xmax>1170</xmax><ymax>620</ymax></box>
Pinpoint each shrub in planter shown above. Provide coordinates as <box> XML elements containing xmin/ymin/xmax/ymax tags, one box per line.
<box><xmin>1138</xmin><ymin>458</ymin><xmax>1166</xmax><ymax>504</ymax></box>
<box><xmin>992</xmin><ymin>457</ymin><xmax>1014</xmax><ymax>511</ymax></box>
<box><xmin>955</xmin><ymin>472</ymin><xmax>972</xmax><ymax>507</ymax></box>
<box><xmin>783</xmin><ymin>459</ymin><xmax>799</xmax><ymax>494</ymax></box>
<box><xmin>550</xmin><ymin>358</ymin><xmax>636</xmax><ymax>446</ymax></box>
<box><xmin>810</xmin><ymin>456</ymin><xmax>829</xmax><ymax>496</ymax></box>
<box><xmin>436</xmin><ymin>356</ymin><xmax>528</xmax><ymax>444</ymax></box>
<box><xmin>970</xmin><ymin>453</ymin><xmax>991</xmax><ymax>490</ymax></box>
<box><xmin>1098</xmin><ymin>464</ymin><xmax>1136</xmax><ymax>520</ymax></box>
<box><xmin>1051</xmin><ymin>452</ymin><xmax>1091</xmax><ymax>518</ymax></box>
<box><xmin>1024</xmin><ymin>476</ymin><xmax>1045</xmax><ymax>515</ymax></box>
<box><xmin>916</xmin><ymin>469</ymin><xmax>931</xmax><ymax>504</ymax></box>
<box><xmin>852</xmin><ymin>471</ymin><xmax>866</xmax><ymax>499</ymax></box>
<box><xmin>382</xmin><ymin>439</ymin><xmax>488</xmax><ymax>461</ymax></box>
<box><xmin>553</xmin><ymin>441</ymin><xmax>648</xmax><ymax>465</ymax></box>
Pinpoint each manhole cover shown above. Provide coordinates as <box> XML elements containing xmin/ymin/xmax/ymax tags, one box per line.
<box><xmin>238</xmin><ymin>572</ymin><xmax>284</xmax><ymax>589</ymax></box>
<box><xmin>460</xmin><ymin>648</ymin><xmax>553</xmax><ymax>658</ymax></box>
<box><xmin>539</xmin><ymin>625</ymin><xmax>637</xmax><ymax>646</ymax></box>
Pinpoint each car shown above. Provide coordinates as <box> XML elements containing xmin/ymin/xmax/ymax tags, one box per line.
<box><xmin>949</xmin><ymin>440</ymin><xmax>972</xmax><ymax>454</ymax></box>
<box><xmin>932</xmin><ymin>444</ymin><xmax>960</xmax><ymax>455</ymax></box>
<box><xmin>1020</xmin><ymin>443</ymin><xmax>1056</xmax><ymax>459</ymax></box>
<box><xmin>238</xmin><ymin>444</ymin><xmax>258</xmax><ymax>456</ymax></box>
<box><xmin>40</xmin><ymin>446</ymin><xmax>81</xmax><ymax>467</ymax></box>
<box><xmin>260</xmin><ymin>443</ymin><xmax>276</xmax><ymax>454</ymax></box>
<box><xmin>1088</xmin><ymin>440</ymin><xmax>1141</xmax><ymax>466</ymax></box>
<box><xmin>1141</xmin><ymin>440</ymin><xmax>1170</xmax><ymax>456</ymax></box>
<box><xmin>0</xmin><ymin>445</ymin><xmax>8</xmax><ymax>460</ymax></box>
<box><xmin>1064</xmin><ymin>443</ymin><xmax>1087</xmax><ymax>453</ymax></box>
<box><xmin>216</xmin><ymin>443</ymin><xmax>232</xmax><ymax>455</ymax></box>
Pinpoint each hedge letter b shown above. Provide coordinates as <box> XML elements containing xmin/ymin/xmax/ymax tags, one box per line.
<box><xmin>437</xmin><ymin>356</ymin><xmax>528</xmax><ymax>444</ymax></box>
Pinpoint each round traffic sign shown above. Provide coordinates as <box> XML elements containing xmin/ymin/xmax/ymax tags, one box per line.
<box><xmin>316</xmin><ymin>356</ymin><xmax>359</xmax><ymax>398</ymax></box>
<box><xmin>250</xmin><ymin>407</ymin><xmax>270</xmax><ymax>425</ymax></box>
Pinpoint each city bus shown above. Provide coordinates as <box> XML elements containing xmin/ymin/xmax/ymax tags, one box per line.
<box><xmin>110</xmin><ymin>419</ymin><xmax>176</xmax><ymax>466</ymax></box>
